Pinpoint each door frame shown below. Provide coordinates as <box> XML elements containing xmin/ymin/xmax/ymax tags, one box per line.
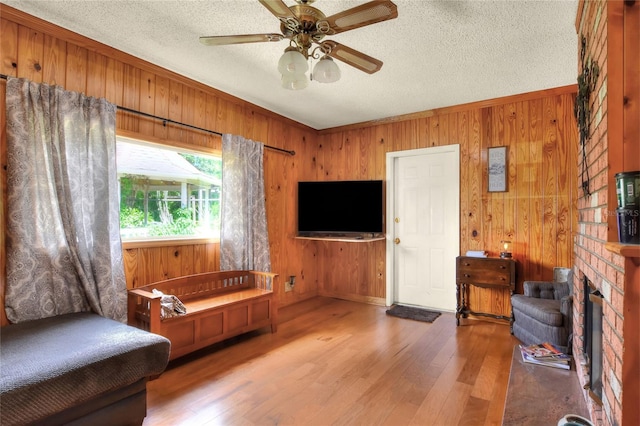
<box><xmin>385</xmin><ymin>145</ymin><xmax>460</xmax><ymax>307</ymax></box>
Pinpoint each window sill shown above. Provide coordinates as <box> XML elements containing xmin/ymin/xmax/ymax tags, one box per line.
<box><xmin>122</xmin><ymin>236</ymin><xmax>219</xmax><ymax>249</ymax></box>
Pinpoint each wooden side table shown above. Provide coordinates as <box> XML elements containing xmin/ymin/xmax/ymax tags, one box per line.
<box><xmin>455</xmin><ymin>256</ymin><xmax>516</xmax><ymax>326</ymax></box>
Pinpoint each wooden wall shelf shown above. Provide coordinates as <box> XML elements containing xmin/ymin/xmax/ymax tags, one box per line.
<box><xmin>605</xmin><ymin>242</ymin><xmax>640</xmax><ymax>258</ymax></box>
<box><xmin>295</xmin><ymin>236</ymin><xmax>385</xmax><ymax>243</ymax></box>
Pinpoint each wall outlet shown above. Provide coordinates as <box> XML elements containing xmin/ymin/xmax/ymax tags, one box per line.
<box><xmin>285</xmin><ymin>275</ymin><xmax>295</xmax><ymax>292</ymax></box>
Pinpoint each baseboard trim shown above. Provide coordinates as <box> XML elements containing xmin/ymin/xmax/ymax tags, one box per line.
<box><xmin>317</xmin><ymin>291</ymin><xmax>386</xmax><ymax>306</ymax></box>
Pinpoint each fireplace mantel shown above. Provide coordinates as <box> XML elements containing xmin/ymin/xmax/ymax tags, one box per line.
<box><xmin>605</xmin><ymin>243</ymin><xmax>640</xmax><ymax>261</ymax></box>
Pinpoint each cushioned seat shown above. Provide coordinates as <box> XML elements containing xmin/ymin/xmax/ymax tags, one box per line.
<box><xmin>0</xmin><ymin>312</ymin><xmax>171</xmax><ymax>426</ymax></box>
<box><xmin>512</xmin><ymin>297</ymin><xmax>565</xmax><ymax>326</ymax></box>
<box><xmin>511</xmin><ymin>267</ymin><xmax>573</xmax><ymax>354</ymax></box>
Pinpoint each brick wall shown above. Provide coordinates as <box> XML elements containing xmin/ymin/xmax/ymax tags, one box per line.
<box><xmin>573</xmin><ymin>1</ymin><xmax>637</xmax><ymax>426</ymax></box>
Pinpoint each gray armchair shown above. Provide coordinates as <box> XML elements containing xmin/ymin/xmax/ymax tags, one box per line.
<box><xmin>511</xmin><ymin>267</ymin><xmax>573</xmax><ymax>354</ymax></box>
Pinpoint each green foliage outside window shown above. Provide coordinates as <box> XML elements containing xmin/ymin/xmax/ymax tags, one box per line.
<box><xmin>120</xmin><ymin>207</ymin><xmax>145</xmax><ymax>229</ymax></box>
<box><xmin>147</xmin><ymin>207</ymin><xmax>196</xmax><ymax>237</ymax></box>
<box><xmin>180</xmin><ymin>153</ymin><xmax>221</xmax><ymax>176</ymax></box>
<box><xmin>117</xmin><ymin>143</ymin><xmax>221</xmax><ymax>239</ymax></box>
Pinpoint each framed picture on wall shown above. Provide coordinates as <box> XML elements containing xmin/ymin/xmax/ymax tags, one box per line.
<box><xmin>488</xmin><ymin>146</ymin><xmax>508</xmax><ymax>192</ymax></box>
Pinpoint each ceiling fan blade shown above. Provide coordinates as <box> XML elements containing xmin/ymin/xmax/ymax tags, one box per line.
<box><xmin>321</xmin><ymin>0</ymin><xmax>398</xmax><ymax>35</ymax></box>
<box><xmin>259</xmin><ymin>0</ymin><xmax>296</xmax><ymax>20</ymax></box>
<box><xmin>199</xmin><ymin>34</ymin><xmax>284</xmax><ymax>46</ymax></box>
<box><xmin>322</xmin><ymin>41</ymin><xmax>383</xmax><ymax>74</ymax></box>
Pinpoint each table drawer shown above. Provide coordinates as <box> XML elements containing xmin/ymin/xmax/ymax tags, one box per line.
<box><xmin>456</xmin><ymin>257</ymin><xmax>513</xmax><ymax>286</ymax></box>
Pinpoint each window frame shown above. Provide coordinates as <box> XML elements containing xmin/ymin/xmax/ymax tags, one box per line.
<box><xmin>116</xmin><ymin>131</ymin><xmax>222</xmax><ymax>247</ymax></box>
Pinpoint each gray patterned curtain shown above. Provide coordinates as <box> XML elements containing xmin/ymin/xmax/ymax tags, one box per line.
<box><xmin>5</xmin><ymin>77</ymin><xmax>127</xmax><ymax>323</ymax></box>
<box><xmin>220</xmin><ymin>134</ymin><xmax>271</xmax><ymax>272</ymax></box>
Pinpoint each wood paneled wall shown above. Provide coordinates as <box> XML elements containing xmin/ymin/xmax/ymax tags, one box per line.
<box><xmin>0</xmin><ymin>5</ymin><xmax>319</xmax><ymax>327</ymax></box>
<box><xmin>315</xmin><ymin>89</ymin><xmax>579</xmax><ymax>314</ymax></box>
<box><xmin>121</xmin><ymin>240</ymin><xmax>220</xmax><ymax>288</ymax></box>
<box><xmin>0</xmin><ymin>5</ymin><xmax>579</xmax><ymax>324</ymax></box>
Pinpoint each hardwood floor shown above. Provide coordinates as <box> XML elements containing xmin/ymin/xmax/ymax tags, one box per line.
<box><xmin>145</xmin><ymin>297</ymin><xmax>519</xmax><ymax>425</ymax></box>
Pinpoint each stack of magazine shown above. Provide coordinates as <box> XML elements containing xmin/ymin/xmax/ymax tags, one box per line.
<box><xmin>519</xmin><ymin>342</ymin><xmax>571</xmax><ymax>370</ymax></box>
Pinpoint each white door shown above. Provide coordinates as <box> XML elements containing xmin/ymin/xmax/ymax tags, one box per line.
<box><xmin>386</xmin><ymin>145</ymin><xmax>460</xmax><ymax>311</ymax></box>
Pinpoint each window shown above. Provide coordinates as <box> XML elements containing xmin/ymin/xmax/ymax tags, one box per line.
<box><xmin>116</xmin><ymin>137</ymin><xmax>221</xmax><ymax>240</ymax></box>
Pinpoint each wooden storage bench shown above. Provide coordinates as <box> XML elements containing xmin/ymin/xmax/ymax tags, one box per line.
<box><xmin>127</xmin><ymin>270</ymin><xmax>278</xmax><ymax>360</ymax></box>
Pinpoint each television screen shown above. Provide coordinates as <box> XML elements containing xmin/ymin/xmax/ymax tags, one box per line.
<box><xmin>297</xmin><ymin>180</ymin><xmax>384</xmax><ymax>236</ymax></box>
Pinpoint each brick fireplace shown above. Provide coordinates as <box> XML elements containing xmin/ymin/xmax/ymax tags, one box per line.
<box><xmin>573</xmin><ymin>1</ymin><xmax>640</xmax><ymax>426</ymax></box>
<box><xmin>573</xmin><ymin>243</ymin><xmax>639</xmax><ymax>426</ymax></box>
<box><xmin>582</xmin><ymin>276</ymin><xmax>604</xmax><ymax>405</ymax></box>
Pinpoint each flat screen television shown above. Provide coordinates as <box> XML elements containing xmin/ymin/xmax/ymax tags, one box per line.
<box><xmin>297</xmin><ymin>180</ymin><xmax>384</xmax><ymax>237</ymax></box>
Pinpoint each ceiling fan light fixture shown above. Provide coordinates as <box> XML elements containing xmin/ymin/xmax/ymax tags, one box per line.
<box><xmin>281</xmin><ymin>72</ymin><xmax>309</xmax><ymax>90</ymax></box>
<box><xmin>277</xmin><ymin>47</ymin><xmax>308</xmax><ymax>75</ymax></box>
<box><xmin>312</xmin><ymin>56</ymin><xmax>340</xmax><ymax>83</ymax></box>
<box><xmin>200</xmin><ymin>0</ymin><xmax>399</xmax><ymax>89</ymax></box>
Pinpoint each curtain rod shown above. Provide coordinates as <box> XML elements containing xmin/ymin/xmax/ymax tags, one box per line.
<box><xmin>0</xmin><ymin>73</ymin><xmax>296</xmax><ymax>156</ymax></box>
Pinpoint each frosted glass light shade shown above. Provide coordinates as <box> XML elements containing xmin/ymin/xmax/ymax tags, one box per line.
<box><xmin>281</xmin><ymin>73</ymin><xmax>308</xmax><ymax>90</ymax></box>
<box><xmin>313</xmin><ymin>56</ymin><xmax>341</xmax><ymax>83</ymax></box>
<box><xmin>278</xmin><ymin>49</ymin><xmax>308</xmax><ymax>75</ymax></box>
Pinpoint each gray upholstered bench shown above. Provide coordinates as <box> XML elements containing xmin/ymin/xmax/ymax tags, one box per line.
<box><xmin>0</xmin><ymin>312</ymin><xmax>171</xmax><ymax>426</ymax></box>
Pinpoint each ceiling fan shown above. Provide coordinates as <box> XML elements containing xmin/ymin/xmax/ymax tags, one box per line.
<box><xmin>199</xmin><ymin>0</ymin><xmax>398</xmax><ymax>89</ymax></box>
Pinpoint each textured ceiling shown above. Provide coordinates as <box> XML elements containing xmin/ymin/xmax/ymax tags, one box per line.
<box><xmin>2</xmin><ymin>0</ymin><xmax>578</xmax><ymax>130</ymax></box>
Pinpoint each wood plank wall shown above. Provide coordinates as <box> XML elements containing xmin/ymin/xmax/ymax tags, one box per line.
<box><xmin>0</xmin><ymin>5</ymin><xmax>579</xmax><ymax>324</ymax></box>
<box><xmin>316</xmin><ymin>88</ymin><xmax>579</xmax><ymax>315</ymax></box>
<box><xmin>0</xmin><ymin>5</ymin><xmax>319</xmax><ymax>327</ymax></box>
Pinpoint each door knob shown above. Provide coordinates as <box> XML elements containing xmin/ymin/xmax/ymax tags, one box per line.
<box><xmin>394</xmin><ymin>237</ymin><xmax>401</xmax><ymax>245</ymax></box>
